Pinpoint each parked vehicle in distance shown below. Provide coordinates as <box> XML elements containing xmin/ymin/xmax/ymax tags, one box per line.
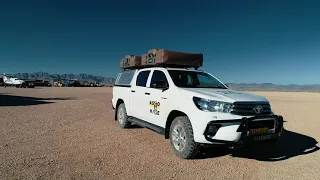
<box><xmin>2</xmin><ymin>73</ymin><xmax>35</xmax><ymax>88</ymax></box>
<box><xmin>112</xmin><ymin>49</ymin><xmax>284</xmax><ymax>159</ymax></box>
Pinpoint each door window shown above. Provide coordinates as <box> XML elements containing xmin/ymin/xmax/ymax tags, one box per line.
<box><xmin>150</xmin><ymin>70</ymin><xmax>169</xmax><ymax>89</ymax></box>
<box><xmin>136</xmin><ymin>70</ymin><xmax>151</xmax><ymax>87</ymax></box>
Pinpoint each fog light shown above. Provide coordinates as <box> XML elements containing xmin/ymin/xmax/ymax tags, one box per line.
<box><xmin>206</xmin><ymin>124</ymin><xmax>221</xmax><ymax>136</ymax></box>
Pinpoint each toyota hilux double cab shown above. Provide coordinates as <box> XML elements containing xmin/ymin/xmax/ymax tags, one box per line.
<box><xmin>112</xmin><ymin>51</ymin><xmax>284</xmax><ymax>159</ymax></box>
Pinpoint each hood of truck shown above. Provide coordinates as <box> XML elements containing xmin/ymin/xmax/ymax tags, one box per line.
<box><xmin>179</xmin><ymin>88</ymin><xmax>269</xmax><ymax>103</ymax></box>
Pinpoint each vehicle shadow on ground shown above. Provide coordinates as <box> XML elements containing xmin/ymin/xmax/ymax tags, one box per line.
<box><xmin>0</xmin><ymin>94</ymin><xmax>77</xmax><ymax>107</ymax></box>
<box><xmin>128</xmin><ymin>123</ymin><xmax>144</xmax><ymax>129</ymax></box>
<box><xmin>198</xmin><ymin>129</ymin><xmax>319</xmax><ymax>161</ymax></box>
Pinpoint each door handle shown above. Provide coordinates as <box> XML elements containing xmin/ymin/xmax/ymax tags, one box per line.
<box><xmin>131</xmin><ymin>90</ymin><xmax>135</xmax><ymax>92</ymax></box>
<box><xmin>161</xmin><ymin>97</ymin><xmax>167</xmax><ymax>99</ymax></box>
<box><xmin>145</xmin><ymin>92</ymin><xmax>150</xmax><ymax>95</ymax></box>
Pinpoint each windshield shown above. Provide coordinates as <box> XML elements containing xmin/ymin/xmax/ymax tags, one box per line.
<box><xmin>168</xmin><ymin>70</ymin><xmax>227</xmax><ymax>89</ymax></box>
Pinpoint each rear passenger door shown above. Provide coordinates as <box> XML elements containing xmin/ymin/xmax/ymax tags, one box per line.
<box><xmin>129</xmin><ymin>70</ymin><xmax>151</xmax><ymax>121</ymax></box>
<box><xmin>144</xmin><ymin>70</ymin><xmax>170</xmax><ymax>128</ymax></box>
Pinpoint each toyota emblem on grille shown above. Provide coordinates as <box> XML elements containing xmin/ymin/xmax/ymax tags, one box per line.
<box><xmin>253</xmin><ymin>105</ymin><xmax>263</xmax><ymax>114</ymax></box>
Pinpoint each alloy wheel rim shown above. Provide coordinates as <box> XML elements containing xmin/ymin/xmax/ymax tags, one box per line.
<box><xmin>118</xmin><ymin>108</ymin><xmax>124</xmax><ymax>124</ymax></box>
<box><xmin>172</xmin><ymin>125</ymin><xmax>186</xmax><ymax>152</ymax></box>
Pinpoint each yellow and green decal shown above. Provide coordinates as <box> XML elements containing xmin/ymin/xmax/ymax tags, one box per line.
<box><xmin>149</xmin><ymin>100</ymin><xmax>160</xmax><ymax>115</ymax></box>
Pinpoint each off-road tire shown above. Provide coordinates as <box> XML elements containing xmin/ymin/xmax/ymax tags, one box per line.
<box><xmin>169</xmin><ymin>116</ymin><xmax>200</xmax><ymax>159</ymax></box>
<box><xmin>117</xmin><ymin>103</ymin><xmax>131</xmax><ymax>128</ymax></box>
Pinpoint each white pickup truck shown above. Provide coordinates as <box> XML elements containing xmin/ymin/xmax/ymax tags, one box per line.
<box><xmin>112</xmin><ymin>66</ymin><xmax>284</xmax><ymax>159</ymax></box>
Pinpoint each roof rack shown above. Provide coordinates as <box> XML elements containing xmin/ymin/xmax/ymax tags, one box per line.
<box><xmin>122</xmin><ymin>63</ymin><xmax>200</xmax><ymax>70</ymax></box>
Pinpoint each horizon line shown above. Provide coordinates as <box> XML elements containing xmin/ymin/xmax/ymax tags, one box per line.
<box><xmin>2</xmin><ymin>71</ymin><xmax>319</xmax><ymax>86</ymax></box>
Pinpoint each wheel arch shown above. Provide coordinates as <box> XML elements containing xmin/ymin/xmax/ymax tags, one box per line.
<box><xmin>114</xmin><ymin>99</ymin><xmax>125</xmax><ymax>121</ymax></box>
<box><xmin>165</xmin><ymin>110</ymin><xmax>189</xmax><ymax>139</ymax></box>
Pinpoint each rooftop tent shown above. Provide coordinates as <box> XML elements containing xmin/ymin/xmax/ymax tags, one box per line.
<box><xmin>119</xmin><ymin>49</ymin><xmax>203</xmax><ymax>70</ymax></box>
<box><xmin>120</xmin><ymin>55</ymin><xmax>142</xmax><ymax>69</ymax></box>
<box><xmin>141</xmin><ymin>49</ymin><xmax>203</xmax><ymax>68</ymax></box>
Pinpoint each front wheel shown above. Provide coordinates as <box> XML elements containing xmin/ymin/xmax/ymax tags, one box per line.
<box><xmin>116</xmin><ymin>103</ymin><xmax>132</xmax><ymax>128</ymax></box>
<box><xmin>169</xmin><ymin>116</ymin><xmax>200</xmax><ymax>159</ymax></box>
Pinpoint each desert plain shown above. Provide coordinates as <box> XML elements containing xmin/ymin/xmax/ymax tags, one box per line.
<box><xmin>0</xmin><ymin>87</ymin><xmax>319</xmax><ymax>180</ymax></box>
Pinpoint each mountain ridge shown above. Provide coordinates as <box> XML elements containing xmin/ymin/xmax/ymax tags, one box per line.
<box><xmin>10</xmin><ymin>72</ymin><xmax>116</xmax><ymax>84</ymax></box>
<box><xmin>226</xmin><ymin>83</ymin><xmax>320</xmax><ymax>92</ymax></box>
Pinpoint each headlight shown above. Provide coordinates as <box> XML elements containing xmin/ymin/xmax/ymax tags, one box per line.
<box><xmin>193</xmin><ymin>97</ymin><xmax>233</xmax><ymax>113</ymax></box>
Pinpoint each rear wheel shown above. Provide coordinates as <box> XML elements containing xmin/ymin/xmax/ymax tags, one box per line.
<box><xmin>169</xmin><ymin>116</ymin><xmax>200</xmax><ymax>159</ymax></box>
<box><xmin>117</xmin><ymin>103</ymin><xmax>132</xmax><ymax>128</ymax></box>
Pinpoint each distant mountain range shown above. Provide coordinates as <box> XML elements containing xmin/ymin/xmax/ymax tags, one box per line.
<box><xmin>226</xmin><ymin>83</ymin><xmax>320</xmax><ymax>92</ymax></box>
<box><xmin>4</xmin><ymin>72</ymin><xmax>320</xmax><ymax>91</ymax></box>
<box><xmin>10</xmin><ymin>72</ymin><xmax>115</xmax><ymax>84</ymax></box>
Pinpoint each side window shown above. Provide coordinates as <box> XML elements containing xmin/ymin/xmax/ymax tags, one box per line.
<box><xmin>115</xmin><ymin>70</ymin><xmax>136</xmax><ymax>86</ymax></box>
<box><xmin>136</xmin><ymin>70</ymin><xmax>151</xmax><ymax>87</ymax></box>
<box><xmin>150</xmin><ymin>70</ymin><xmax>169</xmax><ymax>89</ymax></box>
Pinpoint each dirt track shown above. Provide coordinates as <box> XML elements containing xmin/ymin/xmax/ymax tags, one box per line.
<box><xmin>0</xmin><ymin>87</ymin><xmax>319</xmax><ymax>180</ymax></box>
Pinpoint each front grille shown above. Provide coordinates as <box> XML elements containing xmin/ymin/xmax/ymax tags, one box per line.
<box><xmin>231</xmin><ymin>101</ymin><xmax>272</xmax><ymax>116</ymax></box>
<box><xmin>249</xmin><ymin>119</ymin><xmax>275</xmax><ymax>129</ymax></box>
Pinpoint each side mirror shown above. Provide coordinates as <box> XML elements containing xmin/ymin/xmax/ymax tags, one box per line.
<box><xmin>151</xmin><ymin>80</ymin><xmax>169</xmax><ymax>90</ymax></box>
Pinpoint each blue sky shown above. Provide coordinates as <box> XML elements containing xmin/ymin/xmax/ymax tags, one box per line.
<box><xmin>0</xmin><ymin>0</ymin><xmax>319</xmax><ymax>85</ymax></box>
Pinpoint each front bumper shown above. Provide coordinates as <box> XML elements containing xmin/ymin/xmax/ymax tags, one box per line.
<box><xmin>111</xmin><ymin>97</ymin><xmax>116</xmax><ymax>109</ymax></box>
<box><xmin>201</xmin><ymin>114</ymin><xmax>284</xmax><ymax>145</ymax></box>
<box><xmin>111</xmin><ymin>100</ymin><xmax>115</xmax><ymax>109</ymax></box>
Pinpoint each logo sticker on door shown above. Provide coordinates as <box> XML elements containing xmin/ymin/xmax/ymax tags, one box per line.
<box><xmin>149</xmin><ymin>101</ymin><xmax>160</xmax><ymax>115</ymax></box>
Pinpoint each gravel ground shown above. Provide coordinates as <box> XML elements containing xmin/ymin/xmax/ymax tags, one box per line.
<box><xmin>0</xmin><ymin>87</ymin><xmax>319</xmax><ymax>180</ymax></box>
